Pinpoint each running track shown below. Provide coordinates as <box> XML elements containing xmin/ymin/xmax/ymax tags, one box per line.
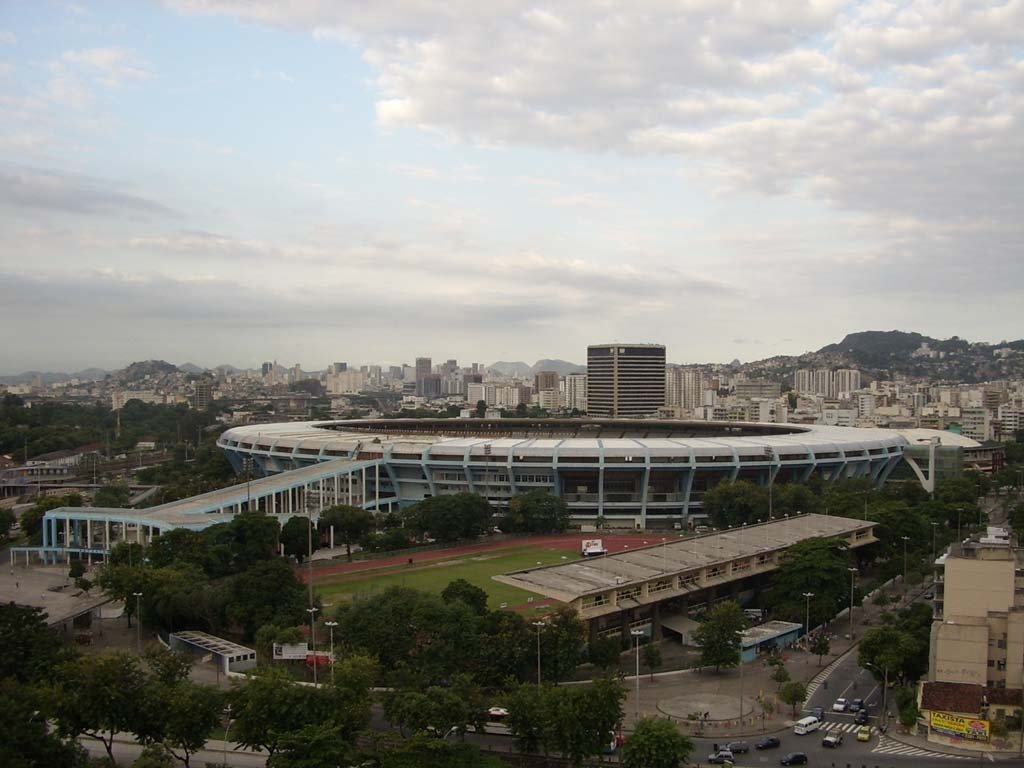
<box><xmin>304</xmin><ymin>532</ymin><xmax>664</xmax><ymax>582</ymax></box>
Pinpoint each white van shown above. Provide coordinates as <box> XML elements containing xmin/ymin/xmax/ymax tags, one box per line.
<box><xmin>793</xmin><ymin>716</ymin><xmax>821</xmax><ymax>735</ymax></box>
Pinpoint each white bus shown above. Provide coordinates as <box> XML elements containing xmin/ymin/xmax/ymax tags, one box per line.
<box><xmin>793</xmin><ymin>716</ymin><xmax>821</xmax><ymax>735</ymax></box>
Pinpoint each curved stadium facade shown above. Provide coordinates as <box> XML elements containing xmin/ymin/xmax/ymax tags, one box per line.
<box><xmin>217</xmin><ymin>419</ymin><xmax>908</xmax><ymax>528</ymax></box>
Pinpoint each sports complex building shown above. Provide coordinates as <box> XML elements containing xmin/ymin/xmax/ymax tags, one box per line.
<box><xmin>24</xmin><ymin>418</ymin><xmax>908</xmax><ymax>565</ymax></box>
<box><xmin>216</xmin><ymin>418</ymin><xmax>908</xmax><ymax>525</ymax></box>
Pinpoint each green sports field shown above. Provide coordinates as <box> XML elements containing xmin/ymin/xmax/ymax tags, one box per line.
<box><xmin>316</xmin><ymin>545</ymin><xmax>581</xmax><ymax>609</ymax></box>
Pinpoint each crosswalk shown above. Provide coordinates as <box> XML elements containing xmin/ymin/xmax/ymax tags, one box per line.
<box><xmin>871</xmin><ymin>734</ymin><xmax>976</xmax><ymax>760</ymax></box>
<box><xmin>819</xmin><ymin>721</ymin><xmax>873</xmax><ymax>734</ymax></box>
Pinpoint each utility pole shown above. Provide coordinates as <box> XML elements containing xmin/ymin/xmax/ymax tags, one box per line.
<box><xmin>901</xmin><ymin>535</ymin><xmax>910</xmax><ymax>591</ymax></box>
<box><xmin>307</xmin><ymin>606</ymin><xmax>319</xmax><ymax>685</ymax></box>
<box><xmin>533</xmin><ymin>620</ymin><xmax>545</xmax><ymax>686</ymax></box>
<box><xmin>133</xmin><ymin>591</ymin><xmax>143</xmax><ymax>654</ymax></box>
<box><xmin>631</xmin><ymin>629</ymin><xmax>644</xmax><ymax>723</ymax></box>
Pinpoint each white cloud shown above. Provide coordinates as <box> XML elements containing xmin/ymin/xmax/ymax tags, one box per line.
<box><xmin>61</xmin><ymin>47</ymin><xmax>152</xmax><ymax>87</ymax></box>
<box><xmin>0</xmin><ymin>32</ymin><xmax>16</xmax><ymax>45</ymax></box>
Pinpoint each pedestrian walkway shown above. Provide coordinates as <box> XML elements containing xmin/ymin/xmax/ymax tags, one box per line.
<box><xmin>871</xmin><ymin>734</ymin><xmax>976</xmax><ymax>760</ymax></box>
<box><xmin>820</xmin><ymin>721</ymin><xmax>874</xmax><ymax>734</ymax></box>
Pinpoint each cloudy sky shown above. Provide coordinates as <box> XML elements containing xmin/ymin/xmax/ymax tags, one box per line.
<box><xmin>1</xmin><ymin>1</ymin><xmax>1021</xmax><ymax>373</ymax></box>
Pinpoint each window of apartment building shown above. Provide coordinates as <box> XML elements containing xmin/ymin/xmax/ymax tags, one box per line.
<box><xmin>649</xmin><ymin>579</ymin><xmax>674</xmax><ymax>594</ymax></box>
<box><xmin>581</xmin><ymin>593</ymin><xmax>609</xmax><ymax>610</ymax></box>
<box><xmin>680</xmin><ymin>572</ymin><xmax>699</xmax><ymax>588</ymax></box>
<box><xmin>998</xmin><ymin>639</ymin><xmax>1007</xmax><ymax>649</ymax></box>
<box><xmin>617</xmin><ymin>585</ymin><xmax>642</xmax><ymax>602</ymax></box>
<box><xmin>706</xmin><ymin>566</ymin><xmax>725</xmax><ymax>580</ymax></box>
<box><xmin>732</xmin><ymin>559</ymin><xmax>751</xmax><ymax>572</ymax></box>
<box><xmin>756</xmin><ymin>554</ymin><xmax>772</xmax><ymax>566</ymax></box>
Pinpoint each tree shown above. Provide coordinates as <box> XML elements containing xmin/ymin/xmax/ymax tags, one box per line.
<box><xmin>588</xmin><ymin>636</ymin><xmax>622</xmax><ymax>671</ymax></box>
<box><xmin>280</xmin><ymin>516</ymin><xmax>317</xmax><ymax>563</ymax></box>
<box><xmin>68</xmin><ymin>557</ymin><xmax>85</xmax><ymax>579</ymax></box>
<box><xmin>441</xmin><ymin>578</ymin><xmax>489</xmax><ymax>615</ymax></box>
<box><xmin>0</xmin><ymin>678</ymin><xmax>89</xmax><ymax>768</ymax></box>
<box><xmin>474</xmin><ymin>610</ymin><xmax>534</xmax><ymax>687</ymax></box>
<box><xmin>621</xmin><ymin>717</ymin><xmax>692</xmax><ymax>768</ymax></box>
<box><xmin>540</xmin><ymin>607</ymin><xmax>586</xmax><ymax>683</ymax></box>
<box><xmin>702</xmin><ymin>480</ymin><xmax>769</xmax><ymax>527</ymax></box>
<box><xmin>766</xmin><ymin>537</ymin><xmax>852</xmax><ymax>628</ymax></box>
<box><xmin>50</xmin><ymin>653</ymin><xmax>147</xmax><ymax>764</ymax></box>
<box><xmin>692</xmin><ymin>601</ymin><xmax>745</xmax><ymax>672</ymax></box>
<box><xmin>96</xmin><ymin>562</ymin><xmax>147</xmax><ymax>627</ymax></box>
<box><xmin>384</xmin><ymin>674</ymin><xmax>486</xmax><ymax>739</ymax></box>
<box><xmin>224</xmin><ymin>557</ymin><xmax>308</xmax><ymax>640</ymax></box>
<box><xmin>0</xmin><ymin>603</ymin><xmax>69</xmax><ymax>683</ymax></box>
<box><xmin>544</xmin><ymin>677</ymin><xmax>626</xmax><ymax>766</ymax></box>
<box><xmin>0</xmin><ymin>507</ymin><xmax>15</xmax><ymax>540</ymax></box>
<box><xmin>94</xmin><ymin>484</ymin><xmax>131</xmax><ymax>507</ymax></box>
<box><xmin>157</xmin><ymin>680</ymin><xmax>222</xmax><ymax>768</ymax></box>
<box><xmin>770</xmin><ymin>660</ymin><xmax>790</xmax><ymax>688</ymax></box>
<box><xmin>505</xmin><ymin>491</ymin><xmax>569</xmax><ymax>534</ymax></box>
<box><xmin>131</xmin><ymin>744</ymin><xmax>175</xmax><ymax>768</ymax></box>
<box><xmin>810</xmin><ymin>633</ymin><xmax>830</xmax><ymax>666</ymax></box>
<box><xmin>230</xmin><ymin>669</ymin><xmax>329</xmax><ymax>757</ymax></box>
<box><xmin>474</xmin><ymin>400</ymin><xmax>487</xmax><ymax>418</ymax></box>
<box><xmin>266</xmin><ymin>724</ymin><xmax>352</xmax><ymax>768</ymax></box>
<box><xmin>320</xmin><ymin>505</ymin><xmax>374</xmax><ymax>561</ymax></box>
<box><xmin>408</xmin><ymin>493</ymin><xmax>492</xmax><ymax>542</ymax></box>
<box><xmin>859</xmin><ymin>621</ymin><xmax>926</xmax><ymax>685</ymax></box>
<box><xmin>506</xmin><ymin>684</ymin><xmax>547</xmax><ymax>754</ymax></box>
<box><xmin>643</xmin><ymin>642</ymin><xmax>663</xmax><ymax>681</ymax></box>
<box><xmin>778</xmin><ymin>681</ymin><xmax>807</xmax><ymax>717</ymax></box>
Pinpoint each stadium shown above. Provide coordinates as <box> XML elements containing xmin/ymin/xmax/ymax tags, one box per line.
<box><xmin>217</xmin><ymin>418</ymin><xmax>908</xmax><ymax>529</ymax></box>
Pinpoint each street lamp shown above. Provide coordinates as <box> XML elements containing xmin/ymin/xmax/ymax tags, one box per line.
<box><xmin>901</xmin><ymin>536</ymin><xmax>910</xmax><ymax>590</ymax></box>
<box><xmin>325</xmin><ymin>620</ymin><xmax>338</xmax><ymax>685</ymax></box>
<box><xmin>307</xmin><ymin>606</ymin><xmax>319</xmax><ymax>685</ymax></box>
<box><xmin>132</xmin><ymin>591</ymin><xmax>143</xmax><ymax>655</ymax></box>
<box><xmin>802</xmin><ymin>592</ymin><xmax>815</xmax><ymax>638</ymax></box>
<box><xmin>847</xmin><ymin>568</ymin><xmax>857</xmax><ymax>639</ymax></box>
<box><xmin>532</xmin><ymin>621</ymin><xmax>545</xmax><ymax>686</ymax></box>
<box><xmin>221</xmin><ymin>704</ymin><xmax>232</xmax><ymax>767</ymax></box>
<box><xmin>630</xmin><ymin>629</ymin><xmax>644</xmax><ymax>723</ymax></box>
<box><xmin>931</xmin><ymin>522</ymin><xmax>939</xmax><ymax>565</ymax></box>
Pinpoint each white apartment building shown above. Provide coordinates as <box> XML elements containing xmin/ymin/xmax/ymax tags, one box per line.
<box><xmin>564</xmin><ymin>373</ymin><xmax>588</xmax><ymax>413</ymax></box>
<box><xmin>834</xmin><ymin>369</ymin><xmax>862</xmax><ymax>398</ymax></box>
<box><xmin>666</xmin><ymin>366</ymin><xmax>705</xmax><ymax>410</ymax></box>
<box><xmin>327</xmin><ymin>370</ymin><xmax>366</xmax><ymax>395</ymax></box>
<box><xmin>960</xmin><ymin>407</ymin><xmax>993</xmax><ymax>442</ymax></box>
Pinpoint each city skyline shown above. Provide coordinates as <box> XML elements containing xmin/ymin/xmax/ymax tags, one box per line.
<box><xmin>1</xmin><ymin>2</ymin><xmax>1022</xmax><ymax>371</ymax></box>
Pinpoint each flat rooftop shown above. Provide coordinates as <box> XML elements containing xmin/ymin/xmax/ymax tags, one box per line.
<box><xmin>495</xmin><ymin>513</ymin><xmax>872</xmax><ymax>602</ymax></box>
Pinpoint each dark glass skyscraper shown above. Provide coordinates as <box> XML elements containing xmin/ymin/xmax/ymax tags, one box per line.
<box><xmin>586</xmin><ymin>344</ymin><xmax>666</xmax><ymax>418</ymax></box>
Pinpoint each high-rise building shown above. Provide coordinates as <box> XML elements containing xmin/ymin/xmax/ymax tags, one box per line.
<box><xmin>261</xmin><ymin>361</ymin><xmax>274</xmax><ymax>378</ymax></box>
<box><xmin>415</xmin><ymin>357</ymin><xmax>432</xmax><ymax>396</ymax></box>
<box><xmin>813</xmin><ymin>369</ymin><xmax>835</xmax><ymax>398</ymax></box>
<box><xmin>420</xmin><ymin>373</ymin><xmax>442</xmax><ymax>399</ymax></box>
<box><xmin>535</xmin><ymin>371</ymin><xmax>560</xmax><ymax>393</ymax></box>
<box><xmin>564</xmin><ymin>373</ymin><xmax>587</xmax><ymax>413</ymax></box>
<box><xmin>733</xmin><ymin>379</ymin><xmax>782</xmax><ymax>399</ymax></box>
<box><xmin>587</xmin><ymin>344</ymin><xmax>666</xmax><ymax>418</ymax></box>
<box><xmin>332</xmin><ymin>362</ymin><xmax>347</xmax><ymax>373</ymax></box>
<box><xmin>834</xmin><ymin>369</ymin><xmax>862</xmax><ymax>398</ymax></box>
<box><xmin>194</xmin><ymin>380</ymin><xmax>213</xmax><ymax>410</ymax></box>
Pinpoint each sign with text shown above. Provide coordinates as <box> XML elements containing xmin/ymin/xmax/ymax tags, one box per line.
<box><xmin>931</xmin><ymin>711</ymin><xmax>990</xmax><ymax>741</ymax></box>
<box><xmin>582</xmin><ymin>539</ymin><xmax>606</xmax><ymax>556</ymax></box>
<box><xmin>273</xmin><ymin>642</ymin><xmax>310</xmax><ymax>660</ymax></box>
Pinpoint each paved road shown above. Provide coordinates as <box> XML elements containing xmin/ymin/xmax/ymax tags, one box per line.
<box><xmin>81</xmin><ymin>735</ymin><xmax>268</xmax><ymax>767</ymax></box>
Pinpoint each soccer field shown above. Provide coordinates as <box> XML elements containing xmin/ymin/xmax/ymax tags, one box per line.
<box><xmin>316</xmin><ymin>544</ymin><xmax>581</xmax><ymax>609</ymax></box>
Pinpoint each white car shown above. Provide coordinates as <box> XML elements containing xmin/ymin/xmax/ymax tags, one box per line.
<box><xmin>832</xmin><ymin>698</ymin><xmax>848</xmax><ymax>712</ymax></box>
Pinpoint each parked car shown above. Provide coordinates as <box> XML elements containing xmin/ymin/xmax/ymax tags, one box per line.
<box><xmin>857</xmin><ymin>725</ymin><xmax>873</xmax><ymax>742</ymax></box>
<box><xmin>708</xmin><ymin>750</ymin><xmax>734</xmax><ymax>764</ymax></box>
<box><xmin>780</xmin><ymin>752</ymin><xmax>808</xmax><ymax>765</ymax></box>
<box><xmin>822</xmin><ymin>732</ymin><xmax>844</xmax><ymax>748</ymax></box>
<box><xmin>855</xmin><ymin>708</ymin><xmax>870</xmax><ymax>725</ymax></box>
<box><xmin>810</xmin><ymin>706</ymin><xmax>824</xmax><ymax>720</ymax></box>
<box><xmin>727</xmin><ymin>741</ymin><xmax>750</xmax><ymax>754</ymax></box>
<box><xmin>832</xmin><ymin>698</ymin><xmax>848</xmax><ymax>712</ymax></box>
<box><xmin>756</xmin><ymin>736</ymin><xmax>781</xmax><ymax>750</ymax></box>
<box><xmin>850</xmin><ymin>698</ymin><xmax>864</xmax><ymax>712</ymax></box>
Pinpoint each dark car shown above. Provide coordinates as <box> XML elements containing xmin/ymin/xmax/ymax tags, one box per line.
<box><xmin>781</xmin><ymin>753</ymin><xmax>808</xmax><ymax>766</ymax></box>
<box><xmin>727</xmin><ymin>740</ymin><xmax>750</xmax><ymax>754</ymax></box>
<box><xmin>810</xmin><ymin>706</ymin><xmax>824</xmax><ymax>720</ymax></box>
<box><xmin>855</xmin><ymin>708</ymin><xmax>870</xmax><ymax>724</ymax></box>
<box><xmin>850</xmin><ymin>698</ymin><xmax>864</xmax><ymax>712</ymax></box>
<box><xmin>756</xmin><ymin>736</ymin><xmax>781</xmax><ymax>750</ymax></box>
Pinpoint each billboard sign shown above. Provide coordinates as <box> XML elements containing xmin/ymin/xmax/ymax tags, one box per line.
<box><xmin>582</xmin><ymin>538</ymin><xmax>606</xmax><ymax>556</ymax></box>
<box><xmin>273</xmin><ymin>642</ymin><xmax>310</xmax><ymax>660</ymax></box>
<box><xmin>931</xmin><ymin>711</ymin><xmax>990</xmax><ymax>741</ymax></box>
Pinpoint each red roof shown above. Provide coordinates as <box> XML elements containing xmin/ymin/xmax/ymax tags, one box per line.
<box><xmin>920</xmin><ymin>682</ymin><xmax>984</xmax><ymax>714</ymax></box>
